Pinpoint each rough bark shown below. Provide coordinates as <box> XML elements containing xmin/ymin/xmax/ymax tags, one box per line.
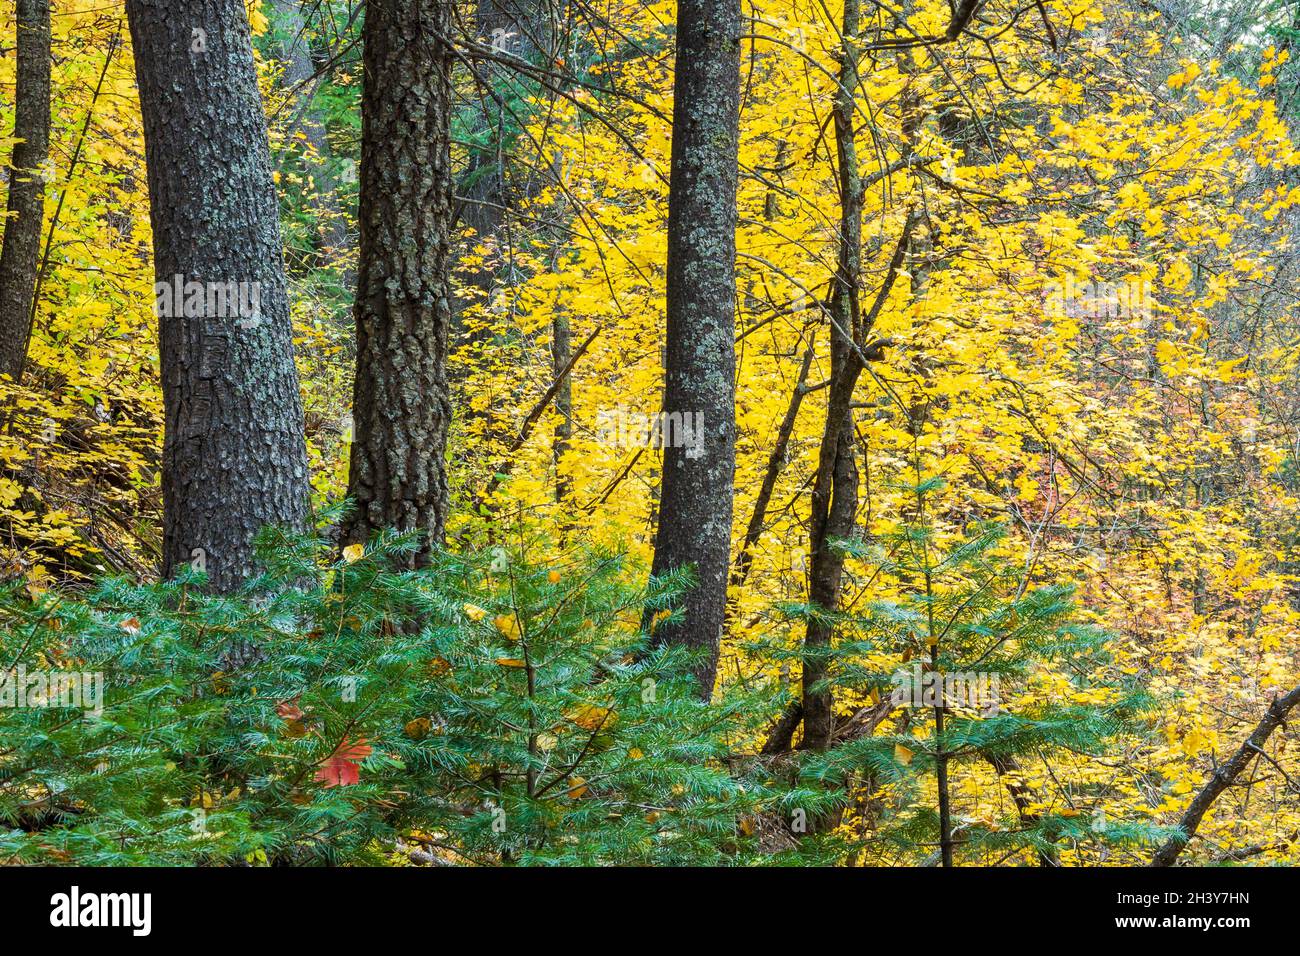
<box><xmin>0</xmin><ymin>0</ymin><xmax>51</xmax><ymax>385</ymax></box>
<box><xmin>339</xmin><ymin>0</ymin><xmax>454</xmax><ymax>566</ymax></box>
<box><xmin>645</xmin><ymin>0</ymin><xmax>742</xmax><ymax>701</ymax></box>
<box><xmin>126</xmin><ymin>0</ymin><xmax>310</xmax><ymax>592</ymax></box>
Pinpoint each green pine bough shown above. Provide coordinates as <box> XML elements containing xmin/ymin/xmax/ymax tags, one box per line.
<box><xmin>0</xmin><ymin>508</ymin><xmax>788</xmax><ymax>866</ymax></box>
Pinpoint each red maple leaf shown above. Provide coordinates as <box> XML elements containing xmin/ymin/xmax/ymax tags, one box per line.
<box><xmin>314</xmin><ymin>737</ymin><xmax>372</xmax><ymax>788</ymax></box>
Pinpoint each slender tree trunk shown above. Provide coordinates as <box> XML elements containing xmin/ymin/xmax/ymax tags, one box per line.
<box><xmin>645</xmin><ymin>0</ymin><xmax>742</xmax><ymax>700</ymax></box>
<box><xmin>460</xmin><ymin>0</ymin><xmax>545</xmax><ymax>247</ymax></box>
<box><xmin>933</xmin><ymin>654</ymin><xmax>954</xmax><ymax>866</ymax></box>
<box><xmin>986</xmin><ymin>752</ymin><xmax>1058</xmax><ymax>866</ymax></box>
<box><xmin>730</xmin><ymin>345</ymin><xmax>815</xmax><ymax>598</ymax></box>
<box><xmin>270</xmin><ymin>0</ymin><xmax>349</xmax><ymax>263</ymax></box>
<box><xmin>794</xmin><ymin>0</ymin><xmax>973</xmax><ymax>757</ymax></box>
<box><xmin>1150</xmin><ymin>682</ymin><xmax>1300</xmax><ymax>866</ymax></box>
<box><xmin>551</xmin><ymin>308</ymin><xmax>572</xmax><ymax>509</ymax></box>
<box><xmin>800</xmin><ymin>0</ymin><xmax>866</xmax><ymax>752</ymax></box>
<box><xmin>126</xmin><ymin>0</ymin><xmax>311</xmax><ymax>591</ymax></box>
<box><xmin>339</xmin><ymin>0</ymin><xmax>454</xmax><ymax>565</ymax></box>
<box><xmin>453</xmin><ymin>0</ymin><xmax>551</xmax><ymax>374</ymax></box>
<box><xmin>0</xmin><ymin>0</ymin><xmax>51</xmax><ymax>385</ymax></box>
<box><xmin>801</xmin><ymin>408</ymin><xmax>858</xmax><ymax>750</ymax></box>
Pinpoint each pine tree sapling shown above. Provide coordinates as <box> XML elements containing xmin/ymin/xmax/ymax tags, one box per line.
<box><xmin>0</xmin><ymin>518</ymin><xmax>783</xmax><ymax>866</ymax></box>
<box><xmin>783</xmin><ymin>475</ymin><xmax>1169</xmax><ymax>865</ymax></box>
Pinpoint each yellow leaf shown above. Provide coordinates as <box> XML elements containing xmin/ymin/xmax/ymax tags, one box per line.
<box><xmin>567</xmin><ymin>704</ymin><xmax>615</xmax><ymax>731</ymax></box>
<box><xmin>405</xmin><ymin>717</ymin><xmax>432</xmax><ymax>740</ymax></box>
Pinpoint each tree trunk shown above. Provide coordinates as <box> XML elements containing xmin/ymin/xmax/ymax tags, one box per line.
<box><xmin>551</xmin><ymin>308</ymin><xmax>572</xmax><ymax>509</ymax></box>
<box><xmin>800</xmin><ymin>0</ymin><xmax>866</xmax><ymax>752</ymax></box>
<box><xmin>646</xmin><ymin>0</ymin><xmax>742</xmax><ymax>700</ymax></box>
<box><xmin>730</xmin><ymin>345</ymin><xmax>815</xmax><ymax>599</ymax></box>
<box><xmin>454</xmin><ymin>0</ymin><xmax>550</xmax><ymax>344</ymax></box>
<box><xmin>0</xmin><ymin>0</ymin><xmax>51</xmax><ymax>385</ymax></box>
<box><xmin>1150</xmin><ymin>682</ymin><xmax>1300</xmax><ymax>866</ymax></box>
<box><xmin>339</xmin><ymin>0</ymin><xmax>454</xmax><ymax>566</ymax></box>
<box><xmin>126</xmin><ymin>0</ymin><xmax>310</xmax><ymax>592</ymax></box>
<box><xmin>459</xmin><ymin>0</ymin><xmax>545</xmax><ymax>246</ymax></box>
<box><xmin>269</xmin><ymin>0</ymin><xmax>350</xmax><ymax>264</ymax></box>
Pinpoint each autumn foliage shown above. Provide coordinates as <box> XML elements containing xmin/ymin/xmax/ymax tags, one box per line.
<box><xmin>2</xmin><ymin>0</ymin><xmax>1300</xmax><ymax>865</ymax></box>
